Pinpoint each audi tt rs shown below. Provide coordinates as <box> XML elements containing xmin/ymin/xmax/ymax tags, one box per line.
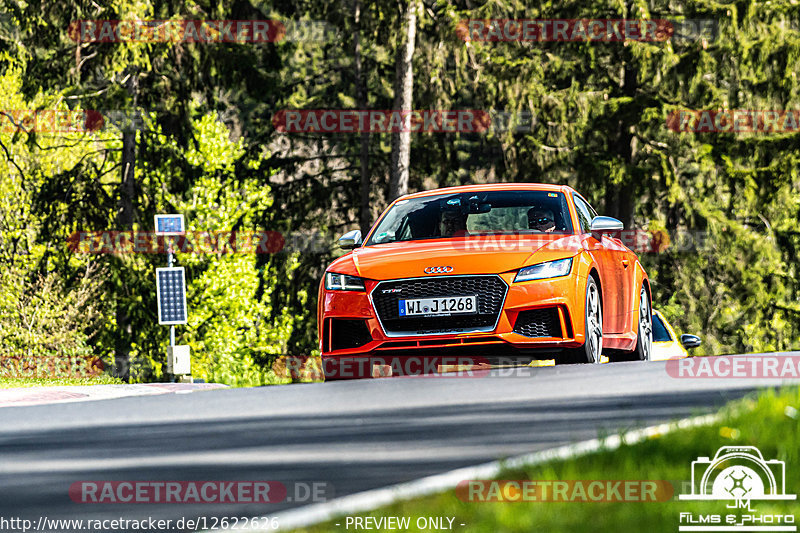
<box><xmin>318</xmin><ymin>183</ymin><xmax>652</xmax><ymax>379</ymax></box>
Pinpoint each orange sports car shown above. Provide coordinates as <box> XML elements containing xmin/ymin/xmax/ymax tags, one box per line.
<box><xmin>318</xmin><ymin>183</ymin><xmax>652</xmax><ymax>379</ymax></box>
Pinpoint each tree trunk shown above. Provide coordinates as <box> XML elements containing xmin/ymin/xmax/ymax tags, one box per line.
<box><xmin>114</xmin><ymin>73</ymin><xmax>138</xmax><ymax>382</ymax></box>
<box><xmin>388</xmin><ymin>0</ymin><xmax>417</xmax><ymax>201</ymax></box>
<box><xmin>604</xmin><ymin>53</ymin><xmax>637</xmax><ymax>229</ymax></box>
<box><xmin>354</xmin><ymin>0</ymin><xmax>372</xmax><ymax>236</ymax></box>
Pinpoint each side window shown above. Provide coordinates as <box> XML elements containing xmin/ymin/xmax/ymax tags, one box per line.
<box><xmin>572</xmin><ymin>195</ymin><xmax>594</xmax><ymax>233</ymax></box>
<box><xmin>585</xmin><ymin>199</ymin><xmax>598</xmax><ymax>219</ymax></box>
<box><xmin>652</xmin><ymin>314</ymin><xmax>672</xmax><ymax>342</ymax></box>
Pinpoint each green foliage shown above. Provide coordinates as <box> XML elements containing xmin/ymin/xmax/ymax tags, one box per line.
<box><xmin>0</xmin><ymin>263</ymin><xmax>105</xmax><ymax>379</ymax></box>
<box><xmin>0</xmin><ymin>375</ymin><xmax>125</xmax><ymax>388</ymax></box>
<box><xmin>0</xmin><ymin>67</ymin><xmax>111</xmax><ymax>379</ymax></box>
<box><xmin>172</xmin><ymin>113</ymin><xmax>294</xmax><ymax>386</ymax></box>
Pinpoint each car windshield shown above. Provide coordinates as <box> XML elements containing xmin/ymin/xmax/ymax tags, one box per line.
<box><xmin>652</xmin><ymin>314</ymin><xmax>672</xmax><ymax>342</ymax></box>
<box><xmin>365</xmin><ymin>190</ymin><xmax>573</xmax><ymax>245</ymax></box>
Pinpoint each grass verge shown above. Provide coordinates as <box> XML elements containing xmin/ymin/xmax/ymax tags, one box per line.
<box><xmin>293</xmin><ymin>386</ymin><xmax>800</xmax><ymax>533</ymax></box>
<box><xmin>0</xmin><ymin>375</ymin><xmax>125</xmax><ymax>388</ymax></box>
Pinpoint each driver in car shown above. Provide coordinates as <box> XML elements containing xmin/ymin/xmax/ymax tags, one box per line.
<box><xmin>439</xmin><ymin>210</ymin><xmax>469</xmax><ymax>237</ymax></box>
<box><xmin>528</xmin><ymin>207</ymin><xmax>556</xmax><ymax>232</ymax></box>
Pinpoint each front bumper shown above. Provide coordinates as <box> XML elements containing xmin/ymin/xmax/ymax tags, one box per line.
<box><xmin>320</xmin><ymin>271</ymin><xmax>585</xmax><ymax>357</ymax></box>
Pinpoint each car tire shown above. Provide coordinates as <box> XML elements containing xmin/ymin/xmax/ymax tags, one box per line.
<box><xmin>558</xmin><ymin>276</ymin><xmax>603</xmax><ymax>365</ymax></box>
<box><xmin>630</xmin><ymin>286</ymin><xmax>652</xmax><ymax>361</ymax></box>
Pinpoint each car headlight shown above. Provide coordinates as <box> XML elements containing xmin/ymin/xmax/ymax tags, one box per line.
<box><xmin>514</xmin><ymin>258</ymin><xmax>573</xmax><ymax>282</ymax></box>
<box><xmin>325</xmin><ymin>272</ymin><xmax>366</xmax><ymax>291</ymax></box>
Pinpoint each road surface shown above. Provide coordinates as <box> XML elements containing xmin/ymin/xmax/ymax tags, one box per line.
<box><xmin>0</xmin><ymin>356</ymin><xmax>795</xmax><ymax>531</ymax></box>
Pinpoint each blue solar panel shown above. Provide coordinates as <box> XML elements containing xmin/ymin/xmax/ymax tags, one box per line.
<box><xmin>154</xmin><ymin>214</ymin><xmax>185</xmax><ymax>235</ymax></box>
<box><xmin>156</xmin><ymin>267</ymin><xmax>187</xmax><ymax>324</ymax></box>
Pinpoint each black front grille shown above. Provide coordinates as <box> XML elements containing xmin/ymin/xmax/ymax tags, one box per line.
<box><xmin>372</xmin><ymin>276</ymin><xmax>507</xmax><ymax>335</ymax></box>
<box><xmin>513</xmin><ymin>308</ymin><xmax>561</xmax><ymax>338</ymax></box>
<box><xmin>330</xmin><ymin>319</ymin><xmax>372</xmax><ymax>350</ymax></box>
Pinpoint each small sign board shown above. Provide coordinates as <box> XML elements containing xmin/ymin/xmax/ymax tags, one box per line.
<box><xmin>154</xmin><ymin>214</ymin><xmax>185</xmax><ymax>236</ymax></box>
<box><xmin>156</xmin><ymin>267</ymin><xmax>188</xmax><ymax>325</ymax></box>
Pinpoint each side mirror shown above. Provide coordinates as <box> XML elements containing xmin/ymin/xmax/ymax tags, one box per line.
<box><xmin>680</xmin><ymin>334</ymin><xmax>702</xmax><ymax>349</ymax></box>
<box><xmin>590</xmin><ymin>216</ymin><xmax>623</xmax><ymax>240</ymax></box>
<box><xmin>337</xmin><ymin>230</ymin><xmax>362</xmax><ymax>250</ymax></box>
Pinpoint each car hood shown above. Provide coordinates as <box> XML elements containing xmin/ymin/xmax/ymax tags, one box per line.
<box><xmin>328</xmin><ymin>234</ymin><xmax>584</xmax><ymax>280</ymax></box>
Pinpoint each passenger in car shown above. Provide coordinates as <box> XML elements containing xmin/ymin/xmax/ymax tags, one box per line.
<box><xmin>439</xmin><ymin>210</ymin><xmax>469</xmax><ymax>237</ymax></box>
<box><xmin>527</xmin><ymin>207</ymin><xmax>556</xmax><ymax>232</ymax></box>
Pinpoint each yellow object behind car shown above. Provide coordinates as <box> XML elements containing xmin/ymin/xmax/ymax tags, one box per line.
<box><xmin>650</xmin><ymin>309</ymin><xmax>701</xmax><ymax>361</ymax></box>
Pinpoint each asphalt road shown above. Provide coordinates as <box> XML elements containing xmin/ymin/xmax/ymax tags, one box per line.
<box><xmin>0</xmin><ymin>356</ymin><xmax>796</xmax><ymax>531</ymax></box>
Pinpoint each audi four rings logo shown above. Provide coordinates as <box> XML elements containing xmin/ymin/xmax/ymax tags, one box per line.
<box><xmin>424</xmin><ymin>266</ymin><xmax>454</xmax><ymax>274</ymax></box>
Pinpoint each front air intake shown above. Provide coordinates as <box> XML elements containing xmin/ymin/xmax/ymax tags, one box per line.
<box><xmin>328</xmin><ymin>319</ymin><xmax>372</xmax><ymax>351</ymax></box>
<box><xmin>513</xmin><ymin>308</ymin><xmax>561</xmax><ymax>338</ymax></box>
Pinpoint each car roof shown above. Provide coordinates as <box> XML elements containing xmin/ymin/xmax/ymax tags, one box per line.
<box><xmin>397</xmin><ymin>183</ymin><xmax>574</xmax><ymax>201</ymax></box>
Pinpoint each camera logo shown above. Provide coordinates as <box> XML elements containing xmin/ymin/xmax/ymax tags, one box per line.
<box><xmin>677</xmin><ymin>446</ymin><xmax>796</xmax><ymax>532</ymax></box>
<box><xmin>680</xmin><ymin>446</ymin><xmax>795</xmax><ymax>501</ymax></box>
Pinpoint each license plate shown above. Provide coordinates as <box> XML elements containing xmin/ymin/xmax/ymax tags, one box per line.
<box><xmin>398</xmin><ymin>296</ymin><xmax>478</xmax><ymax>317</ymax></box>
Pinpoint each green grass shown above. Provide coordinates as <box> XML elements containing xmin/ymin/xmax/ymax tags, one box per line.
<box><xmin>0</xmin><ymin>375</ymin><xmax>125</xmax><ymax>388</ymax></box>
<box><xmin>294</xmin><ymin>387</ymin><xmax>800</xmax><ymax>533</ymax></box>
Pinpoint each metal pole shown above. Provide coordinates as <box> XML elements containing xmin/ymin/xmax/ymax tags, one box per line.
<box><xmin>168</xmin><ymin>237</ymin><xmax>174</xmax><ymax>267</ymax></box>
<box><xmin>168</xmin><ymin>236</ymin><xmax>174</xmax><ymax>348</ymax></box>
